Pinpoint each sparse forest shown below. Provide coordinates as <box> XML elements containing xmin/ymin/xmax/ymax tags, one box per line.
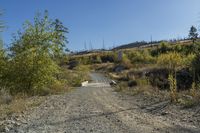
<box><xmin>69</xmin><ymin>25</ymin><xmax>200</xmax><ymax>105</ymax></box>
<box><xmin>1</xmin><ymin>1</ymin><xmax>200</xmax><ymax>132</ymax></box>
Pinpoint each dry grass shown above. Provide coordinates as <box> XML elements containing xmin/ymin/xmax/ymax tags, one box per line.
<box><xmin>0</xmin><ymin>89</ymin><xmax>12</xmax><ymax>105</ymax></box>
<box><xmin>0</xmin><ymin>64</ymin><xmax>91</xmax><ymax>122</ymax></box>
<box><xmin>92</xmin><ymin>63</ymin><xmax>114</xmax><ymax>72</ymax></box>
<box><xmin>0</xmin><ymin>95</ymin><xmax>45</xmax><ymax>119</ymax></box>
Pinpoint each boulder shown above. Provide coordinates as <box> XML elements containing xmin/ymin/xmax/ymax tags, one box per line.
<box><xmin>68</xmin><ymin>60</ymin><xmax>79</xmax><ymax>69</ymax></box>
<box><xmin>113</xmin><ymin>65</ymin><xmax>127</xmax><ymax>72</ymax></box>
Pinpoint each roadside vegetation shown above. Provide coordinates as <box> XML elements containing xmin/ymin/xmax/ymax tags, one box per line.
<box><xmin>1</xmin><ymin>9</ymin><xmax>200</xmax><ymax>122</ymax></box>
<box><xmin>0</xmin><ymin>11</ymin><xmax>89</xmax><ymax>119</ymax></box>
<box><xmin>69</xmin><ymin>25</ymin><xmax>200</xmax><ymax>108</ymax></box>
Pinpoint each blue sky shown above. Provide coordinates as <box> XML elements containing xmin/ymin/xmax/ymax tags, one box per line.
<box><xmin>1</xmin><ymin>0</ymin><xmax>200</xmax><ymax>51</ymax></box>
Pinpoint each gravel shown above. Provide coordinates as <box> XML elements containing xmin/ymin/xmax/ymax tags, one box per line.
<box><xmin>2</xmin><ymin>73</ymin><xmax>200</xmax><ymax>133</ymax></box>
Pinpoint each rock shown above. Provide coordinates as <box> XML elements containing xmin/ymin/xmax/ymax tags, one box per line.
<box><xmin>161</xmin><ymin>112</ymin><xmax>168</xmax><ymax>116</ymax></box>
<box><xmin>110</xmin><ymin>80</ymin><xmax>117</xmax><ymax>86</ymax></box>
<box><xmin>11</xmin><ymin>120</ymin><xmax>16</xmax><ymax>124</ymax></box>
<box><xmin>5</xmin><ymin>126</ymin><xmax>9</xmax><ymax>132</ymax></box>
<box><xmin>15</xmin><ymin>122</ymin><xmax>21</xmax><ymax>126</ymax></box>
<box><xmin>113</xmin><ymin>65</ymin><xmax>127</xmax><ymax>72</ymax></box>
<box><xmin>81</xmin><ymin>81</ymin><xmax>89</xmax><ymax>87</ymax></box>
<box><xmin>67</xmin><ymin>60</ymin><xmax>79</xmax><ymax>69</ymax></box>
<box><xmin>128</xmin><ymin>80</ymin><xmax>137</xmax><ymax>87</ymax></box>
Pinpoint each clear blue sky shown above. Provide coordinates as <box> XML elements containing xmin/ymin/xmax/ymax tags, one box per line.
<box><xmin>1</xmin><ymin>0</ymin><xmax>200</xmax><ymax>51</ymax></box>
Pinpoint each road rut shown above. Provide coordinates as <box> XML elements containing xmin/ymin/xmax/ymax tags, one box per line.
<box><xmin>9</xmin><ymin>73</ymin><xmax>200</xmax><ymax>133</ymax></box>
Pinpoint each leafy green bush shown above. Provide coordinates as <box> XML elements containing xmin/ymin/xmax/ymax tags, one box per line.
<box><xmin>8</xmin><ymin>49</ymin><xmax>59</xmax><ymax>94</ymax></box>
<box><xmin>129</xmin><ymin>50</ymin><xmax>155</xmax><ymax>64</ymax></box>
<box><xmin>151</xmin><ymin>42</ymin><xmax>172</xmax><ymax>56</ymax></box>
<box><xmin>0</xmin><ymin>50</ymin><xmax>8</xmax><ymax>87</ymax></box>
<box><xmin>183</xmin><ymin>54</ymin><xmax>196</xmax><ymax>67</ymax></box>
<box><xmin>159</xmin><ymin>42</ymin><xmax>172</xmax><ymax>53</ymax></box>
<box><xmin>0</xmin><ymin>11</ymin><xmax>68</xmax><ymax>95</ymax></box>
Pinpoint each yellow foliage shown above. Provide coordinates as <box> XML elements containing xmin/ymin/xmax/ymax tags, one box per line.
<box><xmin>127</xmin><ymin>49</ymin><xmax>155</xmax><ymax>64</ymax></box>
<box><xmin>183</xmin><ymin>54</ymin><xmax>196</xmax><ymax>67</ymax></box>
<box><xmin>157</xmin><ymin>52</ymin><xmax>182</xmax><ymax>70</ymax></box>
<box><xmin>168</xmin><ymin>74</ymin><xmax>178</xmax><ymax>102</ymax></box>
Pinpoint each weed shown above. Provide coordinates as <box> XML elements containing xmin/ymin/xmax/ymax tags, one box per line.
<box><xmin>190</xmin><ymin>82</ymin><xmax>196</xmax><ymax>97</ymax></box>
<box><xmin>168</xmin><ymin>74</ymin><xmax>178</xmax><ymax>102</ymax></box>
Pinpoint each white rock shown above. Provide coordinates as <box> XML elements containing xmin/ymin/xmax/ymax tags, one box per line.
<box><xmin>5</xmin><ymin>126</ymin><xmax>9</xmax><ymax>132</ymax></box>
<box><xmin>81</xmin><ymin>81</ymin><xmax>88</xmax><ymax>86</ymax></box>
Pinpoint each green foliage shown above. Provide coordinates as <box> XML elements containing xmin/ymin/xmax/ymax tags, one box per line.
<box><xmin>183</xmin><ymin>53</ymin><xmax>196</xmax><ymax>67</ymax></box>
<box><xmin>58</xmin><ymin>65</ymin><xmax>90</xmax><ymax>87</ymax></box>
<box><xmin>11</xmin><ymin>10</ymin><xmax>68</xmax><ymax>59</ymax></box>
<box><xmin>127</xmin><ymin>50</ymin><xmax>155</xmax><ymax>64</ymax></box>
<box><xmin>0</xmin><ymin>50</ymin><xmax>8</xmax><ymax>87</ymax></box>
<box><xmin>119</xmin><ymin>53</ymin><xmax>132</xmax><ymax>68</ymax></box>
<box><xmin>189</xmin><ymin>26</ymin><xmax>198</xmax><ymax>44</ymax></box>
<box><xmin>8</xmin><ymin>49</ymin><xmax>59</xmax><ymax>94</ymax></box>
<box><xmin>173</xmin><ymin>44</ymin><xmax>182</xmax><ymax>53</ymax></box>
<box><xmin>0</xmin><ymin>11</ymin><xmax>68</xmax><ymax>95</ymax></box>
<box><xmin>159</xmin><ymin>42</ymin><xmax>171</xmax><ymax>53</ymax></box>
<box><xmin>180</xmin><ymin>44</ymin><xmax>196</xmax><ymax>55</ymax></box>
<box><xmin>96</xmin><ymin>55</ymin><xmax>102</xmax><ymax>63</ymax></box>
<box><xmin>151</xmin><ymin>42</ymin><xmax>172</xmax><ymax>56</ymax></box>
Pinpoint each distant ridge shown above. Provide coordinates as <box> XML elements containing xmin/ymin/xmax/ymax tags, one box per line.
<box><xmin>112</xmin><ymin>41</ymin><xmax>161</xmax><ymax>50</ymax></box>
<box><xmin>112</xmin><ymin>38</ymin><xmax>191</xmax><ymax>50</ymax></box>
<box><xmin>71</xmin><ymin>38</ymin><xmax>191</xmax><ymax>55</ymax></box>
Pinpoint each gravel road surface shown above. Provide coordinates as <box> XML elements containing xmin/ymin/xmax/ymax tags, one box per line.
<box><xmin>8</xmin><ymin>73</ymin><xmax>200</xmax><ymax>133</ymax></box>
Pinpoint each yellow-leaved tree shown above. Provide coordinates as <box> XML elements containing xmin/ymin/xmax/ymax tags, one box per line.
<box><xmin>157</xmin><ymin>52</ymin><xmax>183</xmax><ymax>102</ymax></box>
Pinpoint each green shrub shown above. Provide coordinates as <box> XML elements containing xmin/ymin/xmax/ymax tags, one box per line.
<box><xmin>151</xmin><ymin>42</ymin><xmax>172</xmax><ymax>56</ymax></box>
<box><xmin>0</xmin><ymin>11</ymin><xmax>68</xmax><ymax>95</ymax></box>
<box><xmin>183</xmin><ymin>54</ymin><xmax>196</xmax><ymax>67</ymax></box>
<box><xmin>127</xmin><ymin>50</ymin><xmax>155</xmax><ymax>64</ymax></box>
<box><xmin>8</xmin><ymin>49</ymin><xmax>60</xmax><ymax>94</ymax></box>
<box><xmin>0</xmin><ymin>50</ymin><xmax>8</xmax><ymax>87</ymax></box>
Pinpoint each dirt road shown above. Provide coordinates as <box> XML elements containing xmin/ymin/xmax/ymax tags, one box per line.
<box><xmin>9</xmin><ymin>73</ymin><xmax>200</xmax><ymax>133</ymax></box>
